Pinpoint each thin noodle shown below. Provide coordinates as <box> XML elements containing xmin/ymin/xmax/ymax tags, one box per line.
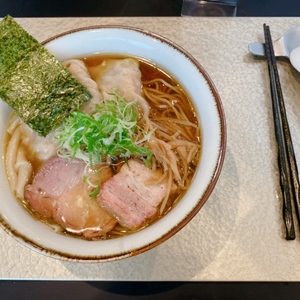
<box><xmin>15</xmin><ymin>150</ymin><xmax>33</xmax><ymax>199</ymax></box>
<box><xmin>155</xmin><ymin>117</ymin><xmax>199</xmax><ymax>129</ymax></box>
<box><xmin>6</xmin><ymin>113</ymin><xmax>22</xmax><ymax>135</ymax></box>
<box><xmin>5</xmin><ymin>125</ymin><xmax>21</xmax><ymax>191</ymax></box>
<box><xmin>160</xmin><ymin>169</ymin><xmax>173</xmax><ymax>214</ymax></box>
<box><xmin>142</xmin><ymin>77</ymin><xmax>200</xmax><ymax>213</ymax></box>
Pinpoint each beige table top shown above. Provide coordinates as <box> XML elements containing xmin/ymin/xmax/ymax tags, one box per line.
<box><xmin>1</xmin><ymin>16</ymin><xmax>300</xmax><ymax>281</ymax></box>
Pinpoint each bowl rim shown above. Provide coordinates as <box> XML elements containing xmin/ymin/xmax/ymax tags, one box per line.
<box><xmin>0</xmin><ymin>24</ymin><xmax>227</xmax><ymax>262</ymax></box>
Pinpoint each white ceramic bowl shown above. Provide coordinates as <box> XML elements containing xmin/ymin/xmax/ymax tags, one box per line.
<box><xmin>0</xmin><ymin>25</ymin><xmax>226</xmax><ymax>262</ymax></box>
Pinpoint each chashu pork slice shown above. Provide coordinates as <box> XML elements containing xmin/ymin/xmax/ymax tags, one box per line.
<box><xmin>24</xmin><ymin>156</ymin><xmax>117</xmax><ymax>240</ymax></box>
<box><xmin>98</xmin><ymin>159</ymin><xmax>167</xmax><ymax>229</ymax></box>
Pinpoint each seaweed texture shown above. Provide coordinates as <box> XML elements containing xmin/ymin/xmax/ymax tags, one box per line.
<box><xmin>0</xmin><ymin>16</ymin><xmax>91</xmax><ymax>136</ymax></box>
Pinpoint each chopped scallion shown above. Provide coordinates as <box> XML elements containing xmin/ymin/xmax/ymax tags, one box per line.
<box><xmin>55</xmin><ymin>93</ymin><xmax>153</xmax><ymax>167</ymax></box>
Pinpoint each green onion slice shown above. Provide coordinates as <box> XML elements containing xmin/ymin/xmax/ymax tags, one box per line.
<box><xmin>55</xmin><ymin>93</ymin><xmax>153</xmax><ymax>167</ymax></box>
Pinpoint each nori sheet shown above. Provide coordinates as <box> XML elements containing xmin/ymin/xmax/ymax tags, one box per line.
<box><xmin>0</xmin><ymin>15</ymin><xmax>92</xmax><ymax>136</ymax></box>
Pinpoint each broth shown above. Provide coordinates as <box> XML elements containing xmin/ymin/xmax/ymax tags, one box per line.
<box><xmin>4</xmin><ymin>55</ymin><xmax>201</xmax><ymax>240</ymax></box>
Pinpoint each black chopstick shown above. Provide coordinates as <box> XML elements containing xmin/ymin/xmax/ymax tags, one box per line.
<box><xmin>263</xmin><ymin>24</ymin><xmax>300</xmax><ymax>240</ymax></box>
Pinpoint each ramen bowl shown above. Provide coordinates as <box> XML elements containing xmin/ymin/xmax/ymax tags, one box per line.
<box><xmin>0</xmin><ymin>25</ymin><xmax>226</xmax><ymax>262</ymax></box>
